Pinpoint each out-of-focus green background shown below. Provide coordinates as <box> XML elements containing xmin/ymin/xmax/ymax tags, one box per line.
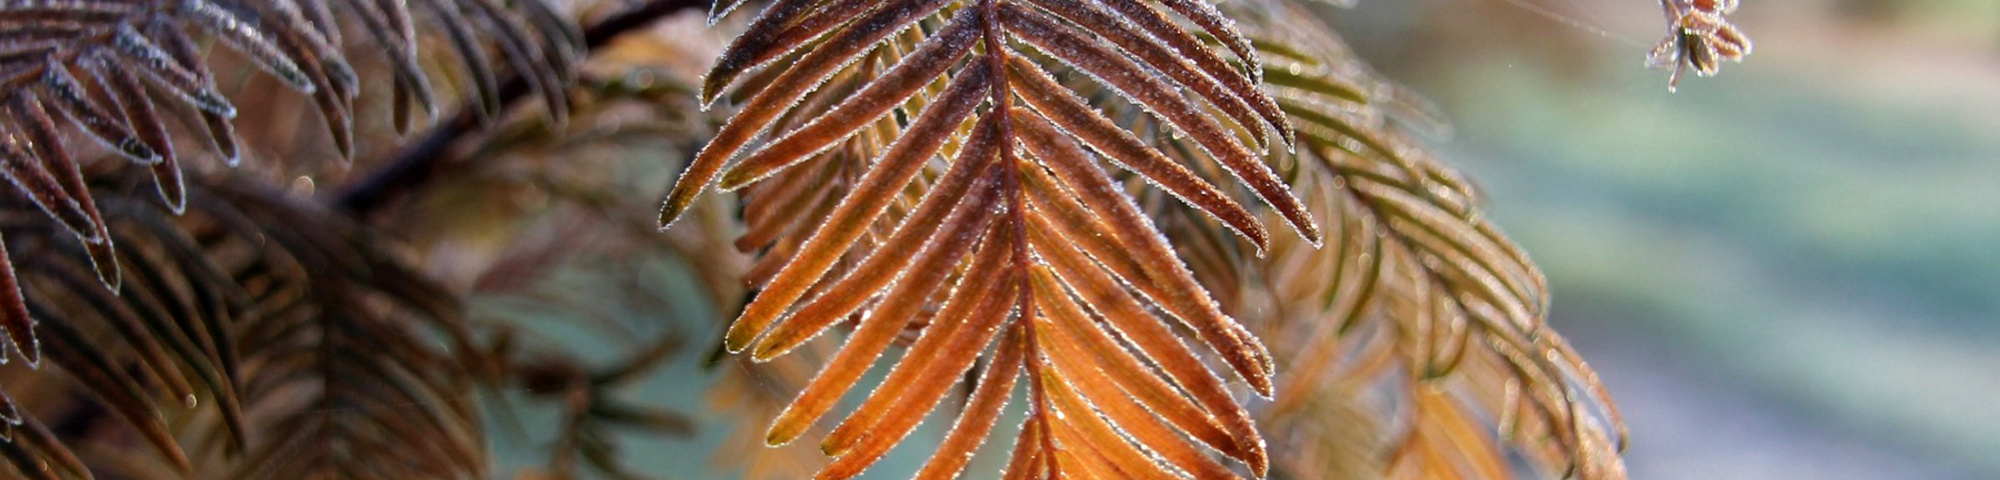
<box><xmin>1323</xmin><ymin>0</ymin><xmax>2000</xmax><ymax>478</ymax></box>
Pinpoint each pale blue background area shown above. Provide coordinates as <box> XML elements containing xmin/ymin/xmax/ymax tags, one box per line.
<box><xmin>1328</xmin><ymin>0</ymin><xmax>2000</xmax><ymax>478</ymax></box>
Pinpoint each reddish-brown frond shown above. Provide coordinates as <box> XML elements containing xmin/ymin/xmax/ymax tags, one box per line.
<box><xmin>668</xmin><ymin>0</ymin><xmax>1323</xmax><ymax>475</ymax></box>
<box><xmin>719</xmin><ymin>86</ymin><xmax>1288</xmax><ymax>474</ymax></box>
<box><xmin>682</xmin><ymin>1</ymin><xmax>1295</xmax><ymax>464</ymax></box>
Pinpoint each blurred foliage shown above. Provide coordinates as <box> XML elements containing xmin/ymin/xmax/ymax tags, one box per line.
<box><xmin>1319</xmin><ymin>0</ymin><xmax>2000</xmax><ymax>478</ymax></box>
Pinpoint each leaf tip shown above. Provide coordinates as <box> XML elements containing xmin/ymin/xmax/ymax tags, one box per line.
<box><xmin>764</xmin><ymin>421</ymin><xmax>804</xmax><ymax>447</ymax></box>
<box><xmin>16</xmin><ymin>341</ymin><xmax>38</xmax><ymax>370</ymax></box>
<box><xmin>155</xmin><ymin>181</ymin><xmax>186</xmax><ymax>216</ymax></box>
<box><xmin>657</xmin><ymin>200</ymin><xmax>690</xmax><ymax>230</ymax></box>
<box><xmin>84</xmin><ymin>242</ymin><xmax>122</xmax><ymax>292</ymax></box>
<box><xmin>722</xmin><ymin>322</ymin><xmax>760</xmax><ymax>354</ymax></box>
<box><xmin>0</xmin><ymin>306</ymin><xmax>35</xmax><ymax>369</ymax></box>
<box><xmin>698</xmin><ymin>76</ymin><xmax>731</xmax><ymax>108</ymax></box>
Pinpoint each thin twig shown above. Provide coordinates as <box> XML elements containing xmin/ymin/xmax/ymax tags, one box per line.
<box><xmin>335</xmin><ymin>0</ymin><xmax>709</xmax><ymax>216</ymax></box>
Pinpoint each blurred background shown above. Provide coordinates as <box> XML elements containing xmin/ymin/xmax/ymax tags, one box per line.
<box><xmin>1318</xmin><ymin>0</ymin><xmax>2000</xmax><ymax>478</ymax></box>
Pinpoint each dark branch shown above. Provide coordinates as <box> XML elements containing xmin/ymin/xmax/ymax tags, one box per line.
<box><xmin>335</xmin><ymin>0</ymin><xmax>709</xmax><ymax>216</ymax></box>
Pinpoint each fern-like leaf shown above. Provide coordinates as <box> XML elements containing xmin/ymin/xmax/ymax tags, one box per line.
<box><xmin>196</xmin><ymin>180</ymin><xmax>487</xmax><ymax>480</ymax></box>
<box><xmin>0</xmin><ymin>0</ymin><xmax>579</xmax><ymax>377</ymax></box>
<box><xmin>1157</xmin><ymin>2</ymin><xmax>1635</xmax><ymax>478</ymax></box>
<box><xmin>662</xmin><ymin>0</ymin><xmax>1358</xmax><ymax>474</ymax></box>
<box><xmin>0</xmin><ymin>173</ymin><xmax>490</xmax><ymax>479</ymax></box>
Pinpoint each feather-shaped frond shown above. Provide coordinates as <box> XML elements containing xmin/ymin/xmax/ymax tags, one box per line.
<box><xmin>193</xmin><ymin>180</ymin><xmax>489</xmax><ymax>480</ymax></box>
<box><xmin>0</xmin><ymin>171</ymin><xmax>485</xmax><ymax>479</ymax></box>
<box><xmin>669</xmin><ymin>0</ymin><xmax>1317</xmax><ymax>471</ymax></box>
<box><xmin>1163</xmin><ymin>2</ymin><xmax>1630</xmax><ymax>478</ymax></box>
<box><xmin>0</xmin><ymin>0</ymin><xmax>581</xmax><ymax>377</ymax></box>
<box><xmin>665</xmin><ymin>0</ymin><xmax>1690</xmax><ymax>475</ymax></box>
<box><xmin>0</xmin><ymin>176</ymin><xmax>256</xmax><ymax>477</ymax></box>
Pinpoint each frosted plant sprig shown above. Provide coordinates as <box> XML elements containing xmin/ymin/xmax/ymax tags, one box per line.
<box><xmin>664</xmin><ymin>0</ymin><xmax>1332</xmax><ymax>474</ymax></box>
<box><xmin>1649</xmin><ymin>0</ymin><xmax>1754</xmax><ymax>90</ymax></box>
